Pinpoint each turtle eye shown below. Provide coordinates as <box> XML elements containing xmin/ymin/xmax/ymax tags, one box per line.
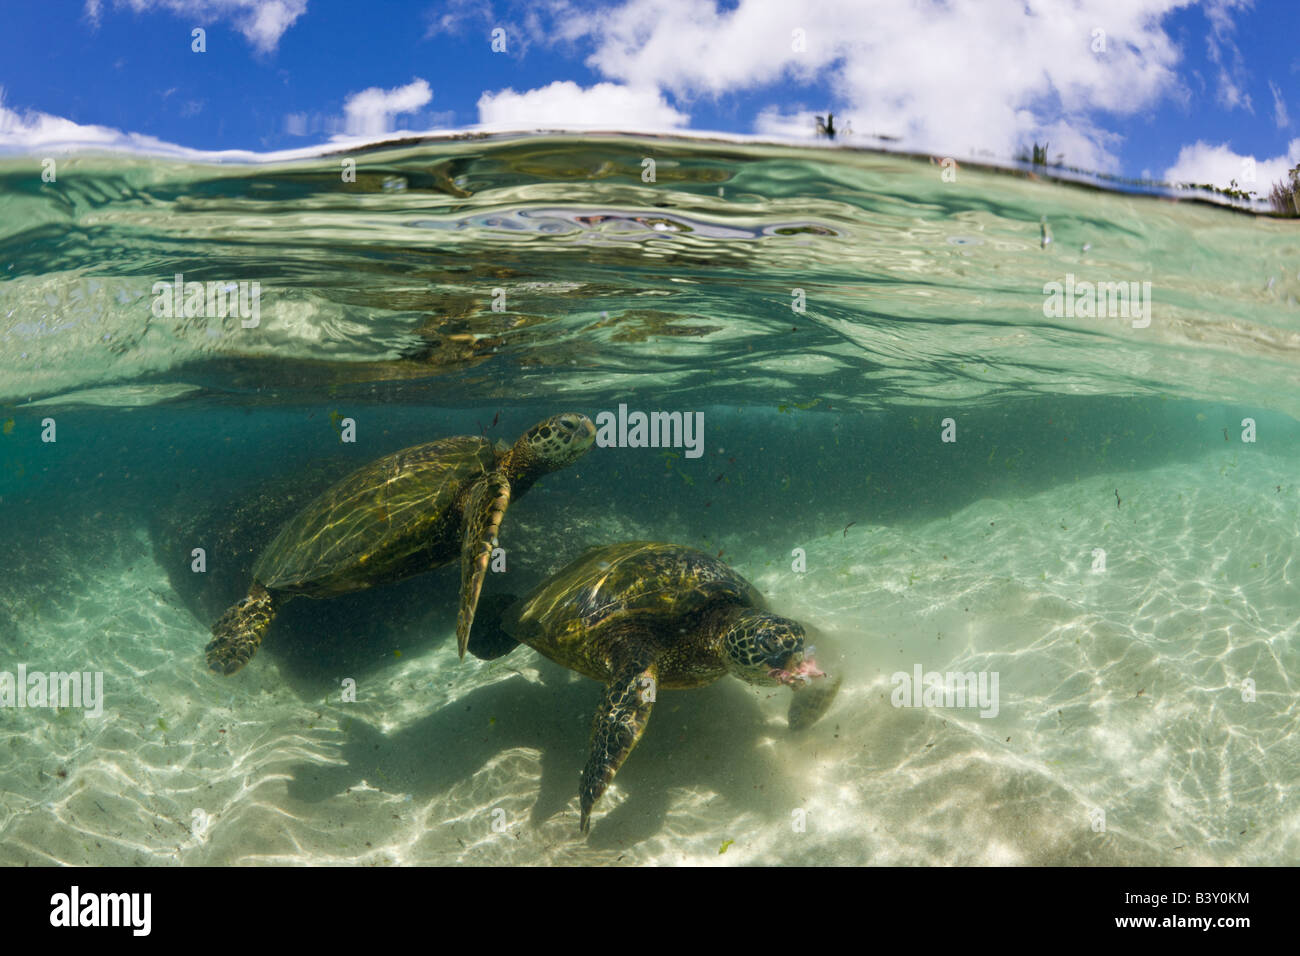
<box><xmin>759</xmin><ymin>628</ymin><xmax>802</xmax><ymax>668</ymax></box>
<box><xmin>761</xmin><ymin>639</ymin><xmax>792</xmax><ymax>668</ymax></box>
<box><xmin>764</xmin><ymin>650</ymin><xmax>791</xmax><ymax>669</ymax></box>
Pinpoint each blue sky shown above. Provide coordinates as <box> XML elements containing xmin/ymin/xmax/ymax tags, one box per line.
<box><xmin>0</xmin><ymin>0</ymin><xmax>1296</xmax><ymax>190</ymax></box>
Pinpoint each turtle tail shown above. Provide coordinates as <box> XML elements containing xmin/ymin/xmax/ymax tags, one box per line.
<box><xmin>206</xmin><ymin>582</ymin><xmax>277</xmax><ymax>675</ymax></box>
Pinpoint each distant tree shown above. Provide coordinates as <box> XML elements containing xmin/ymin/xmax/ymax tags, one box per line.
<box><xmin>1016</xmin><ymin>142</ymin><xmax>1061</xmax><ymax>167</ymax></box>
<box><xmin>1268</xmin><ymin>164</ymin><xmax>1300</xmax><ymax>217</ymax></box>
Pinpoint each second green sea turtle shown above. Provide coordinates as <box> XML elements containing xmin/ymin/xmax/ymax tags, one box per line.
<box><xmin>469</xmin><ymin>541</ymin><xmax>841</xmax><ymax>831</ymax></box>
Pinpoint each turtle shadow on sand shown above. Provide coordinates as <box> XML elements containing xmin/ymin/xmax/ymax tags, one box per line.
<box><xmin>281</xmin><ymin>655</ymin><xmax>803</xmax><ymax>843</ymax></box>
<box><xmin>263</xmin><ymin>574</ymin><xmax>462</xmax><ymax>696</ymax></box>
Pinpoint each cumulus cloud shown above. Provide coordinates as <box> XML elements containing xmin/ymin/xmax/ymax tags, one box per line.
<box><xmin>342</xmin><ymin>79</ymin><xmax>434</xmax><ymax>137</ymax></box>
<box><xmin>0</xmin><ymin>79</ymin><xmax>445</xmax><ymax>157</ymax></box>
<box><xmin>0</xmin><ymin>89</ymin><xmax>323</xmax><ymax>161</ymax></box>
<box><xmin>84</xmin><ymin>0</ymin><xmax>308</xmax><ymax>54</ymax></box>
<box><xmin>0</xmin><ymin>88</ymin><xmax>169</xmax><ymax>151</ymax></box>
<box><xmin>1163</xmin><ymin>138</ymin><xmax>1300</xmax><ymax>190</ymax></box>
<box><xmin>538</xmin><ymin>0</ymin><xmax>1212</xmax><ymax>170</ymax></box>
<box><xmin>477</xmin><ymin>80</ymin><xmax>689</xmax><ymax>130</ymax></box>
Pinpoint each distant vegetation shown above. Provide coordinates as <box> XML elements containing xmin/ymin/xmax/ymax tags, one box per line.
<box><xmin>1016</xmin><ymin>142</ymin><xmax>1064</xmax><ymax>167</ymax></box>
<box><xmin>1013</xmin><ymin>140</ymin><xmax>1297</xmax><ymax>217</ymax></box>
<box><xmin>1182</xmin><ymin>179</ymin><xmax>1256</xmax><ymax>203</ymax></box>
<box><xmin>1174</xmin><ymin>167</ymin><xmax>1299</xmax><ymax>215</ymax></box>
<box><xmin>1267</xmin><ymin>165</ymin><xmax>1299</xmax><ymax>217</ymax></box>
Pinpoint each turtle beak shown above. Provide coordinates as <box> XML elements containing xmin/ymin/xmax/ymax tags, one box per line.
<box><xmin>559</xmin><ymin>414</ymin><xmax>596</xmax><ymax>449</ymax></box>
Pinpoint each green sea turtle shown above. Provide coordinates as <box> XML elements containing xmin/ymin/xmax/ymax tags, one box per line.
<box><xmin>469</xmin><ymin>541</ymin><xmax>841</xmax><ymax>832</ymax></box>
<box><xmin>205</xmin><ymin>412</ymin><xmax>597</xmax><ymax>674</ymax></box>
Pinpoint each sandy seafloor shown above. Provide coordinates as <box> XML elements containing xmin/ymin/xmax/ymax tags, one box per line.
<box><xmin>1</xmin><ymin>447</ymin><xmax>1297</xmax><ymax>866</ymax></box>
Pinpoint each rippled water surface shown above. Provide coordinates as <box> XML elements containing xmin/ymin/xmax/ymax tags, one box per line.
<box><xmin>1</xmin><ymin>134</ymin><xmax>1297</xmax><ymax>865</ymax></box>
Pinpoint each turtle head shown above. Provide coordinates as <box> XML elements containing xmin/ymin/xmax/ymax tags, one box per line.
<box><xmin>722</xmin><ymin>610</ymin><xmax>826</xmax><ymax>689</ymax></box>
<box><xmin>509</xmin><ymin>413</ymin><xmax>596</xmax><ymax>482</ymax></box>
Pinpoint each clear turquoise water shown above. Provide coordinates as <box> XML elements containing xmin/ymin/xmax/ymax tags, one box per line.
<box><xmin>0</xmin><ymin>135</ymin><xmax>1297</xmax><ymax>864</ymax></box>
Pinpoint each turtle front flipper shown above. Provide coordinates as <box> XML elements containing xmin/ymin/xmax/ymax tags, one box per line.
<box><xmin>581</xmin><ymin>660</ymin><xmax>658</xmax><ymax>833</ymax></box>
<box><xmin>456</xmin><ymin>472</ymin><xmax>511</xmax><ymax>659</ymax></box>
<box><xmin>206</xmin><ymin>582</ymin><xmax>279</xmax><ymax>675</ymax></box>
<box><xmin>787</xmin><ymin>634</ymin><xmax>844</xmax><ymax>730</ymax></box>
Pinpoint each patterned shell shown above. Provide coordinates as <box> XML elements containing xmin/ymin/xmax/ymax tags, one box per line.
<box><xmin>506</xmin><ymin>542</ymin><xmax>762</xmax><ymax>652</ymax></box>
<box><xmin>254</xmin><ymin>436</ymin><xmax>497</xmax><ymax>594</ymax></box>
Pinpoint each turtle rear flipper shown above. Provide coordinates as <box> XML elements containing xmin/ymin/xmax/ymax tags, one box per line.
<box><xmin>581</xmin><ymin>658</ymin><xmax>658</xmax><ymax>833</ymax></box>
<box><xmin>456</xmin><ymin>473</ymin><xmax>511</xmax><ymax>659</ymax></box>
<box><xmin>207</xmin><ymin>583</ymin><xmax>279</xmax><ymax>675</ymax></box>
<box><xmin>465</xmin><ymin>593</ymin><xmax>521</xmax><ymax>661</ymax></box>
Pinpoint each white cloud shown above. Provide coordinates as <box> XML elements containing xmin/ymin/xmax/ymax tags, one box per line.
<box><xmin>425</xmin><ymin>0</ymin><xmax>493</xmax><ymax>39</ymax></box>
<box><xmin>535</xmin><ymin>0</ymin><xmax>1217</xmax><ymax>170</ymax></box>
<box><xmin>84</xmin><ymin>0</ymin><xmax>309</xmax><ymax>54</ymax></box>
<box><xmin>1030</xmin><ymin>117</ymin><xmax>1127</xmax><ymax>176</ymax></box>
<box><xmin>1202</xmin><ymin>0</ymin><xmax>1253</xmax><ymax>111</ymax></box>
<box><xmin>1270</xmin><ymin>80</ymin><xmax>1290</xmax><ymax>129</ymax></box>
<box><xmin>1163</xmin><ymin>138</ymin><xmax>1300</xmax><ymax>190</ymax></box>
<box><xmin>477</xmin><ymin>80</ymin><xmax>689</xmax><ymax>131</ymax></box>
<box><xmin>754</xmin><ymin>107</ymin><xmax>822</xmax><ymax>140</ymax></box>
<box><xmin>0</xmin><ymin>88</ymin><xmax>169</xmax><ymax>151</ymax></box>
<box><xmin>0</xmin><ymin>89</ymin><xmax>332</xmax><ymax>161</ymax></box>
<box><xmin>342</xmin><ymin>79</ymin><xmax>434</xmax><ymax>137</ymax></box>
<box><xmin>422</xmin><ymin>0</ymin><xmax>545</xmax><ymax>63</ymax></box>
